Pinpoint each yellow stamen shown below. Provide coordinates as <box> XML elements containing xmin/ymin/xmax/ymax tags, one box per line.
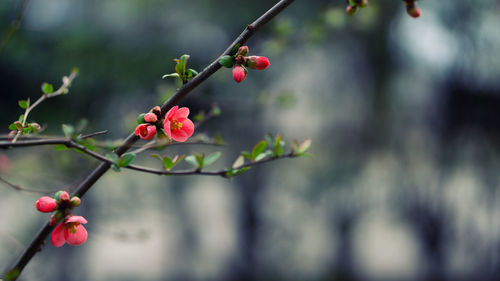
<box><xmin>170</xmin><ymin>120</ymin><xmax>182</xmax><ymax>131</ymax></box>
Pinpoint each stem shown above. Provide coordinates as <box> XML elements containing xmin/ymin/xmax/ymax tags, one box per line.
<box><xmin>4</xmin><ymin>0</ymin><xmax>295</xmax><ymax>279</ymax></box>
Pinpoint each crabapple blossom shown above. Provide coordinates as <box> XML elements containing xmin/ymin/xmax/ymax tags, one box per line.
<box><xmin>163</xmin><ymin>105</ymin><xmax>194</xmax><ymax>142</ymax></box>
<box><xmin>144</xmin><ymin>112</ymin><xmax>158</xmax><ymax>123</ymax></box>
<box><xmin>51</xmin><ymin>215</ymin><xmax>88</xmax><ymax>247</ymax></box>
<box><xmin>134</xmin><ymin>123</ymin><xmax>156</xmax><ymax>140</ymax></box>
<box><xmin>246</xmin><ymin>56</ymin><xmax>270</xmax><ymax>70</ymax></box>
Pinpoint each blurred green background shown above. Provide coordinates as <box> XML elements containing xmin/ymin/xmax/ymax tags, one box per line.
<box><xmin>2</xmin><ymin>0</ymin><xmax>500</xmax><ymax>280</ymax></box>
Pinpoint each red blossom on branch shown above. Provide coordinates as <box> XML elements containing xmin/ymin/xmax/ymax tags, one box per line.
<box><xmin>134</xmin><ymin>123</ymin><xmax>157</xmax><ymax>140</ymax></box>
<box><xmin>163</xmin><ymin>105</ymin><xmax>194</xmax><ymax>142</ymax></box>
<box><xmin>51</xmin><ymin>215</ymin><xmax>88</xmax><ymax>247</ymax></box>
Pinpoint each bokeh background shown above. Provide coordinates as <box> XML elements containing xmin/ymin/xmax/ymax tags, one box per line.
<box><xmin>2</xmin><ymin>0</ymin><xmax>500</xmax><ymax>280</ymax></box>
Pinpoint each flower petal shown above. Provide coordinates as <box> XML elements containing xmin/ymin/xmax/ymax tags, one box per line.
<box><xmin>163</xmin><ymin>120</ymin><xmax>172</xmax><ymax>140</ymax></box>
<box><xmin>65</xmin><ymin>215</ymin><xmax>88</xmax><ymax>224</ymax></box>
<box><xmin>51</xmin><ymin>223</ymin><xmax>66</xmax><ymax>247</ymax></box>
<box><xmin>165</xmin><ymin>106</ymin><xmax>179</xmax><ymax>121</ymax></box>
<box><xmin>172</xmin><ymin>119</ymin><xmax>194</xmax><ymax>142</ymax></box>
<box><xmin>134</xmin><ymin>124</ymin><xmax>148</xmax><ymax>136</ymax></box>
<box><xmin>64</xmin><ymin>224</ymin><xmax>88</xmax><ymax>246</ymax></box>
<box><xmin>143</xmin><ymin>125</ymin><xmax>156</xmax><ymax>140</ymax></box>
<box><xmin>173</xmin><ymin>107</ymin><xmax>190</xmax><ymax>120</ymax></box>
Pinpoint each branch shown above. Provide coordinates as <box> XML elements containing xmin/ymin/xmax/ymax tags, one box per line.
<box><xmin>0</xmin><ymin>176</ymin><xmax>56</xmax><ymax>194</ymax></box>
<box><xmin>4</xmin><ymin>1</ymin><xmax>295</xmax><ymax>279</ymax></box>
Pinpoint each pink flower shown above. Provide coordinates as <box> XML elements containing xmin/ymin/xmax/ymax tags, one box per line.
<box><xmin>232</xmin><ymin>65</ymin><xmax>247</xmax><ymax>83</ymax></box>
<box><xmin>134</xmin><ymin>123</ymin><xmax>156</xmax><ymax>140</ymax></box>
<box><xmin>36</xmin><ymin>196</ymin><xmax>58</xmax><ymax>213</ymax></box>
<box><xmin>246</xmin><ymin>56</ymin><xmax>270</xmax><ymax>70</ymax></box>
<box><xmin>163</xmin><ymin>106</ymin><xmax>194</xmax><ymax>142</ymax></box>
<box><xmin>144</xmin><ymin>112</ymin><xmax>158</xmax><ymax>123</ymax></box>
<box><xmin>51</xmin><ymin>215</ymin><xmax>88</xmax><ymax>247</ymax></box>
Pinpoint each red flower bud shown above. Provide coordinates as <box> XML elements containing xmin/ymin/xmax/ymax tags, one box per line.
<box><xmin>152</xmin><ymin>106</ymin><xmax>162</xmax><ymax>116</ymax></box>
<box><xmin>59</xmin><ymin>191</ymin><xmax>70</xmax><ymax>202</ymax></box>
<box><xmin>237</xmin><ymin>46</ymin><xmax>249</xmax><ymax>56</ymax></box>
<box><xmin>232</xmin><ymin>65</ymin><xmax>247</xmax><ymax>83</ymax></box>
<box><xmin>144</xmin><ymin>113</ymin><xmax>158</xmax><ymax>123</ymax></box>
<box><xmin>406</xmin><ymin>4</ymin><xmax>421</xmax><ymax>18</ymax></box>
<box><xmin>246</xmin><ymin>56</ymin><xmax>270</xmax><ymax>70</ymax></box>
<box><xmin>36</xmin><ymin>196</ymin><xmax>58</xmax><ymax>213</ymax></box>
<box><xmin>134</xmin><ymin>124</ymin><xmax>156</xmax><ymax>140</ymax></box>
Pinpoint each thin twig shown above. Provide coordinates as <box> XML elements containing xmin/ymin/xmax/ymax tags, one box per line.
<box><xmin>78</xmin><ymin>130</ymin><xmax>108</xmax><ymax>139</ymax></box>
<box><xmin>5</xmin><ymin>1</ymin><xmax>295</xmax><ymax>279</ymax></box>
<box><xmin>0</xmin><ymin>0</ymin><xmax>30</xmax><ymax>56</ymax></box>
<box><xmin>11</xmin><ymin>69</ymin><xmax>78</xmax><ymax>143</ymax></box>
<box><xmin>0</xmin><ymin>176</ymin><xmax>56</xmax><ymax>194</ymax></box>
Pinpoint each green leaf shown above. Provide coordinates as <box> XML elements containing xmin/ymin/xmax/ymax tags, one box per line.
<box><xmin>54</xmin><ymin>144</ymin><xmax>70</xmax><ymax>151</ymax></box>
<box><xmin>117</xmin><ymin>153</ymin><xmax>136</xmax><ymax>167</ymax></box>
<box><xmin>18</xmin><ymin>114</ymin><xmax>24</xmax><ymax>123</ymax></box>
<box><xmin>18</xmin><ymin>100</ymin><xmax>29</xmax><ymax>109</ymax></box>
<box><xmin>162</xmin><ymin>73</ymin><xmax>180</xmax><ymax>79</ymax></box>
<box><xmin>78</xmin><ymin>138</ymin><xmax>96</xmax><ymax>151</ymax></box>
<box><xmin>22</xmin><ymin>127</ymin><xmax>30</xmax><ymax>134</ymax></box>
<box><xmin>226</xmin><ymin>166</ymin><xmax>251</xmax><ymax>177</ymax></box>
<box><xmin>219</xmin><ymin>55</ymin><xmax>235</xmax><ymax>68</ymax></box>
<box><xmin>251</xmin><ymin>140</ymin><xmax>267</xmax><ymax>160</ymax></box>
<box><xmin>265</xmin><ymin>134</ymin><xmax>274</xmax><ymax>147</ymax></box>
<box><xmin>212</xmin><ymin>105</ymin><xmax>221</xmax><ymax>116</ymax></box>
<box><xmin>187</xmin><ymin>68</ymin><xmax>198</xmax><ymax>79</ymax></box>
<box><xmin>185</xmin><ymin>155</ymin><xmax>199</xmax><ymax>168</ymax></box>
<box><xmin>241</xmin><ymin>151</ymin><xmax>252</xmax><ymax>160</ymax></box>
<box><xmin>232</xmin><ymin>155</ymin><xmax>245</xmax><ymax>169</ymax></box>
<box><xmin>41</xmin><ymin>82</ymin><xmax>54</xmax><ymax>95</ymax></box>
<box><xmin>231</xmin><ymin>43</ymin><xmax>241</xmax><ymax>55</ymax></box>
<box><xmin>151</xmin><ymin>154</ymin><xmax>162</xmax><ymax>161</ymax></box>
<box><xmin>254</xmin><ymin>153</ymin><xmax>267</xmax><ymax>162</ymax></box>
<box><xmin>297</xmin><ymin>139</ymin><xmax>311</xmax><ymax>154</ymax></box>
<box><xmin>106</xmin><ymin>153</ymin><xmax>120</xmax><ymax>164</ymax></box>
<box><xmin>62</xmin><ymin>124</ymin><xmax>75</xmax><ymax>138</ymax></box>
<box><xmin>111</xmin><ymin>164</ymin><xmax>121</xmax><ymax>172</ymax></box>
<box><xmin>5</xmin><ymin>268</ymin><xmax>20</xmax><ymax>281</ymax></box>
<box><xmin>162</xmin><ymin>156</ymin><xmax>174</xmax><ymax>170</ymax></box>
<box><xmin>8</xmin><ymin>123</ymin><xmax>17</xmax><ymax>131</ymax></box>
<box><xmin>137</xmin><ymin>113</ymin><xmax>146</xmax><ymax>124</ymax></box>
<box><xmin>204</xmin><ymin>151</ymin><xmax>221</xmax><ymax>167</ymax></box>
<box><xmin>273</xmin><ymin>134</ymin><xmax>285</xmax><ymax>157</ymax></box>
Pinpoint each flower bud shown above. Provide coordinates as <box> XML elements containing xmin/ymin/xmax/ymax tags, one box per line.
<box><xmin>152</xmin><ymin>106</ymin><xmax>162</xmax><ymax>117</ymax></box>
<box><xmin>36</xmin><ymin>196</ymin><xmax>58</xmax><ymax>213</ymax></box>
<box><xmin>232</xmin><ymin>65</ymin><xmax>247</xmax><ymax>83</ymax></box>
<box><xmin>406</xmin><ymin>4</ymin><xmax>421</xmax><ymax>18</ymax></box>
<box><xmin>346</xmin><ymin>5</ymin><xmax>358</xmax><ymax>15</ymax></box>
<box><xmin>144</xmin><ymin>113</ymin><xmax>158</xmax><ymax>123</ymax></box>
<box><xmin>246</xmin><ymin>56</ymin><xmax>270</xmax><ymax>70</ymax></box>
<box><xmin>59</xmin><ymin>191</ymin><xmax>70</xmax><ymax>202</ymax></box>
<box><xmin>134</xmin><ymin>124</ymin><xmax>157</xmax><ymax>140</ymax></box>
<box><xmin>70</xmin><ymin>196</ymin><xmax>81</xmax><ymax>207</ymax></box>
<box><xmin>237</xmin><ymin>46</ymin><xmax>249</xmax><ymax>56</ymax></box>
<box><xmin>219</xmin><ymin>55</ymin><xmax>235</xmax><ymax>68</ymax></box>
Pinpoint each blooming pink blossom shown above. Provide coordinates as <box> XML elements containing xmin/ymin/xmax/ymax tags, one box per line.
<box><xmin>144</xmin><ymin>112</ymin><xmax>158</xmax><ymax>123</ymax></box>
<box><xmin>36</xmin><ymin>196</ymin><xmax>58</xmax><ymax>213</ymax></box>
<box><xmin>246</xmin><ymin>56</ymin><xmax>270</xmax><ymax>70</ymax></box>
<box><xmin>134</xmin><ymin>123</ymin><xmax>156</xmax><ymax>140</ymax></box>
<box><xmin>51</xmin><ymin>215</ymin><xmax>88</xmax><ymax>247</ymax></box>
<box><xmin>232</xmin><ymin>65</ymin><xmax>247</xmax><ymax>83</ymax></box>
<box><xmin>163</xmin><ymin>106</ymin><xmax>194</xmax><ymax>142</ymax></box>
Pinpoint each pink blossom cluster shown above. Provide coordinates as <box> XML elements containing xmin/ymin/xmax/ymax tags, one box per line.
<box><xmin>35</xmin><ymin>191</ymin><xmax>88</xmax><ymax>247</ymax></box>
<box><xmin>134</xmin><ymin>105</ymin><xmax>194</xmax><ymax>142</ymax></box>
<box><xmin>219</xmin><ymin>46</ymin><xmax>270</xmax><ymax>83</ymax></box>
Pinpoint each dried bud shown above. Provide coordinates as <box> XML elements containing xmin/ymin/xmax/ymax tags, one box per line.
<box><xmin>144</xmin><ymin>113</ymin><xmax>158</xmax><ymax>123</ymax></box>
<box><xmin>70</xmin><ymin>196</ymin><xmax>81</xmax><ymax>207</ymax></box>
<box><xmin>152</xmin><ymin>106</ymin><xmax>162</xmax><ymax>117</ymax></box>
<box><xmin>36</xmin><ymin>196</ymin><xmax>58</xmax><ymax>213</ymax></box>
<box><xmin>232</xmin><ymin>65</ymin><xmax>247</xmax><ymax>83</ymax></box>
<box><xmin>246</xmin><ymin>56</ymin><xmax>270</xmax><ymax>70</ymax></box>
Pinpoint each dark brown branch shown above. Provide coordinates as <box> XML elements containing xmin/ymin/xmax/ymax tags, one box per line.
<box><xmin>5</xmin><ymin>1</ymin><xmax>295</xmax><ymax>279</ymax></box>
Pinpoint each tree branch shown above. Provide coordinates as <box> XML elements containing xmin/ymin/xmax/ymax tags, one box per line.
<box><xmin>4</xmin><ymin>0</ymin><xmax>295</xmax><ymax>279</ymax></box>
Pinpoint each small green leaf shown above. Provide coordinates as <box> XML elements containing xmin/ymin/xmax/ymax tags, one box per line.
<box><xmin>297</xmin><ymin>139</ymin><xmax>311</xmax><ymax>154</ymax></box>
<box><xmin>219</xmin><ymin>55</ymin><xmax>235</xmax><ymax>68</ymax></box>
<box><xmin>62</xmin><ymin>124</ymin><xmax>75</xmax><ymax>138</ymax></box>
<box><xmin>172</xmin><ymin>155</ymin><xmax>185</xmax><ymax>166</ymax></box>
<box><xmin>227</xmin><ymin>166</ymin><xmax>251</xmax><ymax>177</ymax></box>
<box><xmin>273</xmin><ymin>134</ymin><xmax>285</xmax><ymax>157</ymax></box>
<box><xmin>231</xmin><ymin>43</ymin><xmax>241</xmax><ymax>55</ymax></box>
<box><xmin>151</xmin><ymin>154</ymin><xmax>162</xmax><ymax>161</ymax></box>
<box><xmin>162</xmin><ymin>73</ymin><xmax>180</xmax><ymax>79</ymax></box>
<box><xmin>8</xmin><ymin>123</ymin><xmax>17</xmax><ymax>131</ymax></box>
<box><xmin>195</xmin><ymin>153</ymin><xmax>205</xmax><ymax>168</ymax></box>
<box><xmin>163</xmin><ymin>156</ymin><xmax>174</xmax><ymax>170</ymax></box>
<box><xmin>232</xmin><ymin>155</ymin><xmax>245</xmax><ymax>169</ymax></box>
<box><xmin>193</xmin><ymin>111</ymin><xmax>205</xmax><ymax>122</ymax></box>
<box><xmin>137</xmin><ymin>113</ymin><xmax>146</xmax><ymax>124</ymax></box>
<box><xmin>212</xmin><ymin>105</ymin><xmax>221</xmax><ymax>116</ymax></box>
<box><xmin>251</xmin><ymin>140</ymin><xmax>267</xmax><ymax>160</ymax></box>
<box><xmin>254</xmin><ymin>153</ymin><xmax>267</xmax><ymax>162</ymax></box>
<box><xmin>117</xmin><ymin>153</ymin><xmax>136</xmax><ymax>167</ymax></box>
<box><xmin>204</xmin><ymin>151</ymin><xmax>221</xmax><ymax>167</ymax></box>
<box><xmin>185</xmin><ymin>155</ymin><xmax>199</xmax><ymax>168</ymax></box>
<box><xmin>78</xmin><ymin>138</ymin><xmax>96</xmax><ymax>151</ymax></box>
<box><xmin>41</xmin><ymin>83</ymin><xmax>54</xmax><ymax>95</ymax></box>
<box><xmin>18</xmin><ymin>100</ymin><xmax>29</xmax><ymax>109</ymax></box>
<box><xmin>22</xmin><ymin>127</ymin><xmax>30</xmax><ymax>134</ymax></box>
<box><xmin>111</xmin><ymin>164</ymin><xmax>121</xmax><ymax>172</ymax></box>
<box><xmin>5</xmin><ymin>268</ymin><xmax>20</xmax><ymax>281</ymax></box>
<box><xmin>18</xmin><ymin>114</ymin><xmax>24</xmax><ymax>123</ymax></box>
<box><xmin>241</xmin><ymin>151</ymin><xmax>252</xmax><ymax>160</ymax></box>
<box><xmin>187</xmin><ymin>68</ymin><xmax>198</xmax><ymax>79</ymax></box>
<box><xmin>106</xmin><ymin>153</ymin><xmax>120</xmax><ymax>164</ymax></box>
<box><xmin>54</xmin><ymin>144</ymin><xmax>70</xmax><ymax>151</ymax></box>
